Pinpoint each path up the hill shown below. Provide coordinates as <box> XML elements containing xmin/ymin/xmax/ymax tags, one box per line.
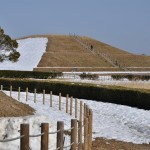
<box><xmin>34</xmin><ymin>35</ymin><xmax>116</xmax><ymax>72</ymax></box>
<box><xmin>18</xmin><ymin>34</ymin><xmax>150</xmax><ymax>72</ymax></box>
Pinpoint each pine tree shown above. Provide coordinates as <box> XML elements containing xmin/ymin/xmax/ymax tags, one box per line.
<box><xmin>0</xmin><ymin>27</ymin><xmax>20</xmax><ymax>62</ymax></box>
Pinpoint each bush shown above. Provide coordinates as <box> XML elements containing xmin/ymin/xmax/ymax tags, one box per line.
<box><xmin>12</xmin><ymin>40</ymin><xmax>18</xmax><ymax>48</ymax></box>
<box><xmin>111</xmin><ymin>74</ymin><xmax>150</xmax><ymax>81</ymax></box>
<box><xmin>0</xmin><ymin>70</ymin><xmax>63</xmax><ymax>79</ymax></box>
<box><xmin>0</xmin><ymin>78</ymin><xmax>150</xmax><ymax>110</ymax></box>
<box><xmin>79</xmin><ymin>73</ymin><xmax>99</xmax><ymax>80</ymax></box>
<box><xmin>0</xmin><ymin>27</ymin><xmax>20</xmax><ymax>62</ymax></box>
<box><xmin>9</xmin><ymin>51</ymin><xmax>20</xmax><ymax>62</ymax></box>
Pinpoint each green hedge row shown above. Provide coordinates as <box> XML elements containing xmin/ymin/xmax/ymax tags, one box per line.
<box><xmin>111</xmin><ymin>74</ymin><xmax>150</xmax><ymax>81</ymax></box>
<box><xmin>0</xmin><ymin>78</ymin><xmax>150</xmax><ymax>110</ymax></box>
<box><xmin>0</xmin><ymin>70</ymin><xmax>63</xmax><ymax>79</ymax></box>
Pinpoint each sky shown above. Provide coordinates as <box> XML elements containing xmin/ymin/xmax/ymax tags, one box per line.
<box><xmin>0</xmin><ymin>0</ymin><xmax>150</xmax><ymax>55</ymax></box>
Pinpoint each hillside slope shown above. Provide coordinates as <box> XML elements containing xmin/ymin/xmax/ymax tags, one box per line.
<box><xmin>0</xmin><ymin>38</ymin><xmax>47</xmax><ymax>71</ymax></box>
<box><xmin>33</xmin><ymin>35</ymin><xmax>114</xmax><ymax>72</ymax></box>
<box><xmin>80</xmin><ymin>36</ymin><xmax>150</xmax><ymax>70</ymax></box>
<box><xmin>18</xmin><ymin>34</ymin><xmax>150</xmax><ymax>72</ymax></box>
<box><xmin>0</xmin><ymin>91</ymin><xmax>34</xmax><ymax>117</ymax></box>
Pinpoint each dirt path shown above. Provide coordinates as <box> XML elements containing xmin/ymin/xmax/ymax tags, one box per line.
<box><xmin>92</xmin><ymin>137</ymin><xmax>150</xmax><ymax>150</ymax></box>
<box><xmin>0</xmin><ymin>91</ymin><xmax>35</xmax><ymax>117</ymax></box>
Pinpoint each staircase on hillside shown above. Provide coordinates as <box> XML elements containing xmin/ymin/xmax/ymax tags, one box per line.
<box><xmin>69</xmin><ymin>33</ymin><xmax>129</xmax><ymax>71</ymax></box>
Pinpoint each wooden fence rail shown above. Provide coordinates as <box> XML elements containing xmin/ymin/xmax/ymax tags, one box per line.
<box><xmin>0</xmin><ymin>85</ymin><xmax>93</xmax><ymax>150</ymax></box>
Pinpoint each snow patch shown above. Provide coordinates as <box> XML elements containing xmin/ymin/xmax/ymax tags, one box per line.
<box><xmin>0</xmin><ymin>38</ymin><xmax>48</xmax><ymax>71</ymax></box>
<box><xmin>1</xmin><ymin>90</ymin><xmax>150</xmax><ymax>150</ymax></box>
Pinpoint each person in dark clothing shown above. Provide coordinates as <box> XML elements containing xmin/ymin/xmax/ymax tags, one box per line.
<box><xmin>90</xmin><ymin>45</ymin><xmax>93</xmax><ymax>50</ymax></box>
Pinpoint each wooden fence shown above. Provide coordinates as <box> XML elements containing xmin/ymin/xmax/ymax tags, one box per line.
<box><xmin>0</xmin><ymin>85</ymin><xmax>93</xmax><ymax>150</ymax></box>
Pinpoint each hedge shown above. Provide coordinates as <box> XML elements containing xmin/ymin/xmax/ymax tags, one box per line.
<box><xmin>0</xmin><ymin>70</ymin><xmax>63</xmax><ymax>79</ymax></box>
<box><xmin>79</xmin><ymin>73</ymin><xmax>99</xmax><ymax>80</ymax></box>
<box><xmin>0</xmin><ymin>78</ymin><xmax>150</xmax><ymax>110</ymax></box>
<box><xmin>111</xmin><ymin>74</ymin><xmax>150</xmax><ymax>81</ymax></box>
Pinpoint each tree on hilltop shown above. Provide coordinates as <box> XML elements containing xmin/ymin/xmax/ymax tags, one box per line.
<box><xmin>0</xmin><ymin>27</ymin><xmax>20</xmax><ymax>62</ymax></box>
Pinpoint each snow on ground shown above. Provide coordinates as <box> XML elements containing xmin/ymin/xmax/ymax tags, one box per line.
<box><xmin>0</xmin><ymin>38</ymin><xmax>48</xmax><ymax>71</ymax></box>
<box><xmin>0</xmin><ymin>90</ymin><xmax>150</xmax><ymax>149</ymax></box>
<box><xmin>0</xmin><ymin>115</ymin><xmax>56</xmax><ymax>150</ymax></box>
<box><xmin>0</xmin><ymin>37</ymin><xmax>150</xmax><ymax>149</ymax></box>
<box><xmin>59</xmin><ymin>74</ymin><xmax>150</xmax><ymax>89</ymax></box>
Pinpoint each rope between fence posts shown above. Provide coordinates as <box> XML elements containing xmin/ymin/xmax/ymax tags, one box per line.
<box><xmin>64</xmin><ymin>127</ymin><xmax>74</xmax><ymax>132</ymax></box>
<box><xmin>29</xmin><ymin>132</ymin><xmax>44</xmax><ymax>137</ymax></box>
<box><xmin>49</xmin><ymin>143</ymin><xmax>56</xmax><ymax>149</ymax></box>
<box><xmin>63</xmin><ymin>142</ymin><xmax>74</xmax><ymax>148</ymax></box>
<box><xmin>55</xmin><ymin>147</ymin><xmax>60</xmax><ymax>150</ymax></box>
<box><xmin>49</xmin><ymin>129</ymin><xmax>60</xmax><ymax>134</ymax></box>
<box><xmin>0</xmin><ymin>135</ymin><xmax>24</xmax><ymax>142</ymax></box>
<box><xmin>76</xmin><ymin>142</ymin><xmax>80</xmax><ymax>146</ymax></box>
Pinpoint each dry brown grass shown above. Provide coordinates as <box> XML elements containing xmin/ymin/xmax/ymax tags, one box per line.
<box><xmin>110</xmin><ymin>54</ymin><xmax>150</xmax><ymax>67</ymax></box>
<box><xmin>36</xmin><ymin>35</ymin><xmax>112</xmax><ymax>71</ymax></box>
<box><xmin>0</xmin><ymin>92</ymin><xmax>35</xmax><ymax>117</ymax></box>
<box><xmin>81</xmin><ymin>36</ymin><xmax>150</xmax><ymax>68</ymax></box>
<box><xmin>17</xmin><ymin>34</ymin><xmax>150</xmax><ymax>71</ymax></box>
<box><xmin>92</xmin><ymin>137</ymin><xmax>150</xmax><ymax>150</ymax></box>
<box><xmin>38</xmin><ymin>52</ymin><xmax>111</xmax><ymax>67</ymax></box>
<box><xmin>109</xmin><ymin>81</ymin><xmax>150</xmax><ymax>90</ymax></box>
<box><xmin>34</xmin><ymin>67</ymin><xmax>120</xmax><ymax>72</ymax></box>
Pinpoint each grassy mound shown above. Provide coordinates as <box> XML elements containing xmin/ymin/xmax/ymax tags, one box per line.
<box><xmin>0</xmin><ymin>91</ymin><xmax>35</xmax><ymax>117</ymax></box>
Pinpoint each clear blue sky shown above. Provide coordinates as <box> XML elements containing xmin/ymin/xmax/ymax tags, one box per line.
<box><xmin>0</xmin><ymin>0</ymin><xmax>150</xmax><ymax>55</ymax></box>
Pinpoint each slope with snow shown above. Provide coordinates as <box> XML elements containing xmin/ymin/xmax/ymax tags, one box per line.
<box><xmin>0</xmin><ymin>37</ymin><xmax>150</xmax><ymax>149</ymax></box>
<box><xmin>0</xmin><ymin>90</ymin><xmax>149</xmax><ymax>149</ymax></box>
<box><xmin>0</xmin><ymin>38</ymin><xmax>48</xmax><ymax>71</ymax></box>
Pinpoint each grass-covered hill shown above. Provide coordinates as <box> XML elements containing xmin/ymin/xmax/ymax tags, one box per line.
<box><xmin>17</xmin><ymin>34</ymin><xmax>150</xmax><ymax>72</ymax></box>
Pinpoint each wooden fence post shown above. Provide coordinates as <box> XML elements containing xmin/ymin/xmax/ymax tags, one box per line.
<box><xmin>84</xmin><ymin>103</ymin><xmax>86</xmax><ymax>118</ymax></box>
<box><xmin>84</xmin><ymin>103</ymin><xmax>86</xmax><ymax>124</ymax></box>
<box><xmin>50</xmin><ymin>91</ymin><xmax>52</xmax><ymax>107</ymax></box>
<box><xmin>88</xmin><ymin>109</ymin><xmax>93</xmax><ymax>150</ymax></box>
<box><xmin>66</xmin><ymin>94</ymin><xmax>69</xmax><ymax>113</ymax></box>
<box><xmin>57</xmin><ymin>121</ymin><xmax>64</xmax><ymax>150</ymax></box>
<box><xmin>20</xmin><ymin>124</ymin><xmax>29</xmax><ymax>150</ymax></box>
<box><xmin>26</xmin><ymin>87</ymin><xmax>28</xmax><ymax>102</ymax></box>
<box><xmin>80</xmin><ymin>101</ymin><xmax>83</xmax><ymax>122</ymax></box>
<box><xmin>10</xmin><ymin>85</ymin><xmax>12</xmax><ymax>97</ymax></box>
<box><xmin>41</xmin><ymin>123</ymin><xmax>49</xmax><ymax>150</ymax></box>
<box><xmin>18</xmin><ymin>87</ymin><xmax>20</xmax><ymax>101</ymax></box>
<box><xmin>86</xmin><ymin>105</ymin><xmax>89</xmax><ymax>118</ymax></box>
<box><xmin>59</xmin><ymin>93</ymin><xmax>61</xmax><ymax>110</ymax></box>
<box><xmin>78</xmin><ymin>121</ymin><xmax>82</xmax><ymax>150</ymax></box>
<box><xmin>70</xmin><ymin>96</ymin><xmax>73</xmax><ymax>116</ymax></box>
<box><xmin>34</xmin><ymin>89</ymin><xmax>36</xmax><ymax>103</ymax></box>
<box><xmin>0</xmin><ymin>85</ymin><xmax>3</xmax><ymax>91</ymax></box>
<box><xmin>75</xmin><ymin>98</ymin><xmax>78</xmax><ymax>118</ymax></box>
<box><xmin>71</xmin><ymin>119</ymin><xmax>77</xmax><ymax>150</ymax></box>
<box><xmin>43</xmin><ymin>90</ymin><xmax>45</xmax><ymax>104</ymax></box>
<box><xmin>84</xmin><ymin>117</ymin><xmax>88</xmax><ymax>150</ymax></box>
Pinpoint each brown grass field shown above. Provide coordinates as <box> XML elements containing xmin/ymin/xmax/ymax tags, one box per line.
<box><xmin>0</xmin><ymin>92</ymin><xmax>34</xmax><ymax>117</ymax></box>
<box><xmin>106</xmin><ymin>81</ymin><xmax>150</xmax><ymax>90</ymax></box>
<box><xmin>17</xmin><ymin>34</ymin><xmax>150</xmax><ymax>72</ymax></box>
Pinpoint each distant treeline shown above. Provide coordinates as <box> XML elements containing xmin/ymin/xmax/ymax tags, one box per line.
<box><xmin>79</xmin><ymin>73</ymin><xmax>99</xmax><ymax>80</ymax></box>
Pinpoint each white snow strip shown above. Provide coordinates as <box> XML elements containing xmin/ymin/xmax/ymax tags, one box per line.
<box><xmin>0</xmin><ymin>38</ymin><xmax>48</xmax><ymax>71</ymax></box>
